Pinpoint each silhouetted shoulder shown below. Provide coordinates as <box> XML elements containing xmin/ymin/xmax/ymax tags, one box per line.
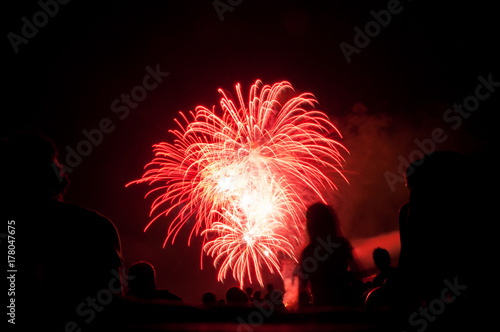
<box><xmin>39</xmin><ymin>200</ymin><xmax>123</xmax><ymax>265</ymax></box>
<box><xmin>156</xmin><ymin>290</ymin><xmax>183</xmax><ymax>302</ymax></box>
<box><xmin>27</xmin><ymin>199</ymin><xmax>124</xmax><ymax>299</ymax></box>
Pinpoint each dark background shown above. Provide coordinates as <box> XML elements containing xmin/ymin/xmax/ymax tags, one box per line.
<box><xmin>3</xmin><ymin>0</ymin><xmax>498</xmax><ymax>304</ymax></box>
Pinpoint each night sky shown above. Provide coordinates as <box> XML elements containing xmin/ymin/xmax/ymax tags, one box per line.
<box><xmin>3</xmin><ymin>0</ymin><xmax>498</xmax><ymax>304</ymax></box>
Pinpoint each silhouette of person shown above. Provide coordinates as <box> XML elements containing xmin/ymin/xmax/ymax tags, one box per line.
<box><xmin>0</xmin><ymin>132</ymin><xmax>124</xmax><ymax>330</ymax></box>
<box><xmin>264</xmin><ymin>283</ymin><xmax>274</xmax><ymax>301</ymax></box>
<box><xmin>396</xmin><ymin>151</ymin><xmax>478</xmax><ymax>306</ymax></box>
<box><xmin>252</xmin><ymin>290</ymin><xmax>263</xmax><ymax>303</ymax></box>
<box><xmin>245</xmin><ymin>286</ymin><xmax>253</xmax><ymax>301</ymax></box>
<box><xmin>201</xmin><ymin>291</ymin><xmax>217</xmax><ymax>307</ymax></box>
<box><xmin>126</xmin><ymin>261</ymin><xmax>182</xmax><ymax>303</ymax></box>
<box><xmin>372</xmin><ymin>247</ymin><xmax>396</xmax><ymax>288</ymax></box>
<box><xmin>225</xmin><ymin>286</ymin><xmax>249</xmax><ymax>306</ymax></box>
<box><xmin>298</xmin><ymin>202</ymin><xmax>356</xmax><ymax>308</ymax></box>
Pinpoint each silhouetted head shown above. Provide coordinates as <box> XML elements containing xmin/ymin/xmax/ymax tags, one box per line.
<box><xmin>306</xmin><ymin>202</ymin><xmax>342</xmax><ymax>241</ymax></box>
<box><xmin>128</xmin><ymin>261</ymin><xmax>156</xmax><ymax>293</ymax></box>
<box><xmin>266</xmin><ymin>283</ymin><xmax>274</xmax><ymax>293</ymax></box>
<box><xmin>405</xmin><ymin>151</ymin><xmax>467</xmax><ymax>192</ymax></box>
<box><xmin>253</xmin><ymin>290</ymin><xmax>262</xmax><ymax>300</ymax></box>
<box><xmin>0</xmin><ymin>132</ymin><xmax>68</xmax><ymax>201</ymax></box>
<box><xmin>372</xmin><ymin>247</ymin><xmax>391</xmax><ymax>271</ymax></box>
<box><xmin>226</xmin><ymin>287</ymin><xmax>249</xmax><ymax>306</ymax></box>
<box><xmin>245</xmin><ymin>286</ymin><xmax>253</xmax><ymax>297</ymax></box>
<box><xmin>202</xmin><ymin>292</ymin><xmax>217</xmax><ymax>306</ymax></box>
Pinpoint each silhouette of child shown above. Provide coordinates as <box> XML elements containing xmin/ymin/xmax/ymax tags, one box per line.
<box><xmin>298</xmin><ymin>202</ymin><xmax>356</xmax><ymax>307</ymax></box>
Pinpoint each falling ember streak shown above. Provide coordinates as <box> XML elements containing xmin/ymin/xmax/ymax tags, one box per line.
<box><xmin>127</xmin><ymin>80</ymin><xmax>348</xmax><ymax>288</ymax></box>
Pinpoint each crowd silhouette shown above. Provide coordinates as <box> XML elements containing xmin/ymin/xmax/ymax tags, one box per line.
<box><xmin>1</xmin><ymin>132</ymin><xmax>482</xmax><ymax>331</ymax></box>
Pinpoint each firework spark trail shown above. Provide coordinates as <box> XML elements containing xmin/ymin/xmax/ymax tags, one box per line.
<box><xmin>127</xmin><ymin>80</ymin><xmax>348</xmax><ymax>287</ymax></box>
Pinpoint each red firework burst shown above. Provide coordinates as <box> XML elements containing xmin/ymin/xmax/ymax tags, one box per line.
<box><xmin>127</xmin><ymin>80</ymin><xmax>347</xmax><ymax>287</ymax></box>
